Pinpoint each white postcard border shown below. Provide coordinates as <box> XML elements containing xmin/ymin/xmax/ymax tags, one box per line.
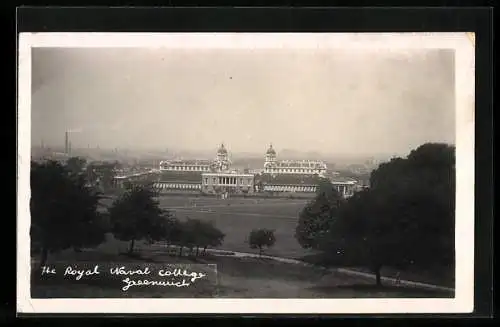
<box><xmin>17</xmin><ymin>32</ymin><xmax>475</xmax><ymax>314</ymax></box>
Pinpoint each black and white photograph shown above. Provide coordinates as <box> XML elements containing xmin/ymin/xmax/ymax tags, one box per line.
<box><xmin>17</xmin><ymin>32</ymin><xmax>475</xmax><ymax>314</ymax></box>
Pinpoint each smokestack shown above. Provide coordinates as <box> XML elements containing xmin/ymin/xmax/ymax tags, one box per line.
<box><xmin>65</xmin><ymin>131</ymin><xmax>69</xmax><ymax>154</ymax></box>
<box><xmin>68</xmin><ymin>141</ymin><xmax>72</xmax><ymax>155</ymax></box>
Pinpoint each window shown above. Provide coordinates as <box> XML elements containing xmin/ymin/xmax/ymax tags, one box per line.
<box><xmin>205</xmin><ymin>178</ymin><xmax>208</xmax><ymax>184</ymax></box>
<box><xmin>240</xmin><ymin>178</ymin><xmax>243</xmax><ymax>184</ymax></box>
<box><xmin>213</xmin><ymin>178</ymin><xmax>216</xmax><ymax>183</ymax></box>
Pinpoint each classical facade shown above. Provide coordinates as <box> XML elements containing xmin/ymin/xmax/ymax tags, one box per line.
<box><xmin>331</xmin><ymin>180</ymin><xmax>357</xmax><ymax>198</ymax></box>
<box><xmin>201</xmin><ymin>172</ymin><xmax>255</xmax><ymax>195</ymax></box>
<box><xmin>155</xmin><ymin>144</ymin><xmax>252</xmax><ymax>194</ymax></box>
<box><xmin>257</xmin><ymin>144</ymin><xmax>328</xmax><ymax>194</ymax></box>
<box><xmin>159</xmin><ymin>159</ymin><xmax>211</xmax><ymax>172</ymax></box>
<box><xmin>159</xmin><ymin>143</ymin><xmax>231</xmax><ymax>173</ymax></box>
<box><xmin>263</xmin><ymin>144</ymin><xmax>328</xmax><ymax>177</ymax></box>
<box><xmin>114</xmin><ymin>143</ymin><xmax>358</xmax><ymax>198</ymax></box>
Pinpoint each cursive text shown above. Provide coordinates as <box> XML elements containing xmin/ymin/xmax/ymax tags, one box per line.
<box><xmin>121</xmin><ymin>277</ymin><xmax>191</xmax><ymax>291</ymax></box>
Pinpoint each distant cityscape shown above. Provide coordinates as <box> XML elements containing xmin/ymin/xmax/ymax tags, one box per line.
<box><xmin>32</xmin><ymin>136</ymin><xmax>383</xmax><ymax>198</ymax></box>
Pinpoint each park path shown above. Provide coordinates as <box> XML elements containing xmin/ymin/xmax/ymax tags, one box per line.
<box><xmin>155</xmin><ymin>245</ymin><xmax>455</xmax><ymax>293</ymax></box>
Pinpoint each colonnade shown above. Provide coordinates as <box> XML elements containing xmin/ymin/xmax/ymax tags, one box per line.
<box><xmin>153</xmin><ymin>182</ymin><xmax>202</xmax><ymax>190</ymax></box>
<box><xmin>263</xmin><ymin>185</ymin><xmax>317</xmax><ymax>193</ymax></box>
<box><xmin>160</xmin><ymin>166</ymin><xmax>210</xmax><ymax>172</ymax></box>
<box><xmin>216</xmin><ymin>176</ymin><xmax>238</xmax><ymax>185</ymax></box>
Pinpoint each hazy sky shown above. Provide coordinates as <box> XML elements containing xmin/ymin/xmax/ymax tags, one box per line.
<box><xmin>31</xmin><ymin>47</ymin><xmax>455</xmax><ymax>156</ymax></box>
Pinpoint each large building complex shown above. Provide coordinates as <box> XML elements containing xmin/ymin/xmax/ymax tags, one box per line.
<box><xmin>154</xmin><ymin>144</ymin><xmax>253</xmax><ymax>195</ymax></box>
<box><xmin>264</xmin><ymin>144</ymin><xmax>328</xmax><ymax>177</ymax></box>
<box><xmin>112</xmin><ymin>143</ymin><xmax>359</xmax><ymax>198</ymax></box>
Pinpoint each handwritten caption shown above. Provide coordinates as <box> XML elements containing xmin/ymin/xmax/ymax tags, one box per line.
<box><xmin>40</xmin><ymin>264</ymin><xmax>211</xmax><ymax>292</ymax></box>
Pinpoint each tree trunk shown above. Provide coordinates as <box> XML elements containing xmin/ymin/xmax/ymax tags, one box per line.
<box><xmin>195</xmin><ymin>247</ymin><xmax>199</xmax><ymax>257</ymax></box>
<box><xmin>179</xmin><ymin>246</ymin><xmax>183</xmax><ymax>257</ymax></box>
<box><xmin>203</xmin><ymin>246</ymin><xmax>207</xmax><ymax>255</ymax></box>
<box><xmin>259</xmin><ymin>247</ymin><xmax>263</xmax><ymax>257</ymax></box>
<box><xmin>40</xmin><ymin>247</ymin><xmax>48</xmax><ymax>268</ymax></box>
<box><xmin>128</xmin><ymin>239</ymin><xmax>135</xmax><ymax>254</ymax></box>
<box><xmin>374</xmin><ymin>265</ymin><xmax>382</xmax><ymax>287</ymax></box>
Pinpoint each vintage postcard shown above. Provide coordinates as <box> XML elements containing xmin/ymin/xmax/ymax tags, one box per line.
<box><xmin>17</xmin><ymin>32</ymin><xmax>475</xmax><ymax>314</ymax></box>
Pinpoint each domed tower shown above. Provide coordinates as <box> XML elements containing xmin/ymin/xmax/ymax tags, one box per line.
<box><xmin>264</xmin><ymin>143</ymin><xmax>277</xmax><ymax>169</ymax></box>
<box><xmin>215</xmin><ymin>143</ymin><xmax>230</xmax><ymax>171</ymax></box>
<box><xmin>217</xmin><ymin>143</ymin><xmax>228</xmax><ymax>161</ymax></box>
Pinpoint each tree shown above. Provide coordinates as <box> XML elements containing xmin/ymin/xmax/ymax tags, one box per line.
<box><xmin>319</xmin><ymin>143</ymin><xmax>455</xmax><ymax>286</ymax></box>
<box><xmin>249</xmin><ymin>229</ymin><xmax>276</xmax><ymax>257</ymax></box>
<box><xmin>169</xmin><ymin>218</ymin><xmax>225</xmax><ymax>257</ymax></box>
<box><xmin>195</xmin><ymin>220</ymin><xmax>225</xmax><ymax>255</ymax></box>
<box><xmin>87</xmin><ymin>161</ymin><xmax>118</xmax><ymax>192</ymax></box>
<box><xmin>108</xmin><ymin>184</ymin><xmax>166</xmax><ymax>254</ymax></box>
<box><xmin>295</xmin><ymin>180</ymin><xmax>344</xmax><ymax>250</ymax></box>
<box><xmin>30</xmin><ymin>160</ymin><xmax>107</xmax><ymax>267</ymax></box>
<box><xmin>321</xmin><ymin>189</ymin><xmax>395</xmax><ymax>286</ymax></box>
<box><xmin>162</xmin><ymin>216</ymin><xmax>181</xmax><ymax>247</ymax></box>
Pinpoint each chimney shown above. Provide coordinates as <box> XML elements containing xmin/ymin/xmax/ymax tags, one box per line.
<box><xmin>65</xmin><ymin>131</ymin><xmax>69</xmax><ymax>154</ymax></box>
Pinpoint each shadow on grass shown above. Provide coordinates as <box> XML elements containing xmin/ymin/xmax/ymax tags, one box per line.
<box><xmin>308</xmin><ymin>283</ymin><xmax>455</xmax><ymax>298</ymax></box>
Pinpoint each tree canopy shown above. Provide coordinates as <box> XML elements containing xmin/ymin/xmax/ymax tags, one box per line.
<box><xmin>86</xmin><ymin>161</ymin><xmax>119</xmax><ymax>191</ymax></box>
<box><xmin>249</xmin><ymin>228</ymin><xmax>276</xmax><ymax>256</ymax></box>
<box><xmin>108</xmin><ymin>183</ymin><xmax>168</xmax><ymax>254</ymax></box>
<box><xmin>30</xmin><ymin>160</ymin><xmax>107</xmax><ymax>267</ymax></box>
<box><xmin>299</xmin><ymin>143</ymin><xmax>456</xmax><ymax>286</ymax></box>
<box><xmin>168</xmin><ymin>218</ymin><xmax>225</xmax><ymax>257</ymax></box>
<box><xmin>295</xmin><ymin>179</ymin><xmax>344</xmax><ymax>250</ymax></box>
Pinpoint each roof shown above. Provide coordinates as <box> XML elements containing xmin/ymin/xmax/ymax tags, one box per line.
<box><xmin>330</xmin><ymin>180</ymin><xmax>357</xmax><ymax>185</ymax></box>
<box><xmin>330</xmin><ymin>176</ymin><xmax>358</xmax><ymax>183</ymax></box>
<box><xmin>114</xmin><ymin>171</ymin><xmax>157</xmax><ymax>179</ymax></box>
<box><xmin>256</xmin><ymin>173</ymin><xmax>324</xmax><ymax>186</ymax></box>
<box><xmin>157</xmin><ymin>181</ymin><xmax>201</xmax><ymax>185</ymax></box>
<box><xmin>271</xmin><ymin>160</ymin><xmax>327</xmax><ymax>169</ymax></box>
<box><xmin>161</xmin><ymin>159</ymin><xmax>212</xmax><ymax>166</ymax></box>
<box><xmin>217</xmin><ymin>143</ymin><xmax>228</xmax><ymax>154</ymax></box>
<box><xmin>202</xmin><ymin>172</ymin><xmax>254</xmax><ymax>177</ymax></box>
<box><xmin>266</xmin><ymin>144</ymin><xmax>276</xmax><ymax>155</ymax></box>
<box><xmin>160</xmin><ymin>171</ymin><xmax>203</xmax><ymax>182</ymax></box>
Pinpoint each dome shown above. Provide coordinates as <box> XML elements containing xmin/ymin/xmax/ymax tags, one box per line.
<box><xmin>217</xmin><ymin>143</ymin><xmax>228</xmax><ymax>154</ymax></box>
<box><xmin>266</xmin><ymin>144</ymin><xmax>276</xmax><ymax>155</ymax></box>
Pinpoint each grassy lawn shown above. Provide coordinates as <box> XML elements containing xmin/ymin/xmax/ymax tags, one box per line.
<box><xmin>31</xmin><ymin>235</ymin><xmax>453</xmax><ymax>298</ymax></box>
<box><xmin>101</xmin><ymin>195</ymin><xmax>316</xmax><ymax>258</ymax></box>
<box><xmin>155</xmin><ymin>196</ymin><xmax>316</xmax><ymax>259</ymax></box>
<box><xmin>301</xmin><ymin>253</ymin><xmax>455</xmax><ymax>289</ymax></box>
<box><xmin>89</xmin><ymin>195</ymin><xmax>456</xmax><ymax>292</ymax></box>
